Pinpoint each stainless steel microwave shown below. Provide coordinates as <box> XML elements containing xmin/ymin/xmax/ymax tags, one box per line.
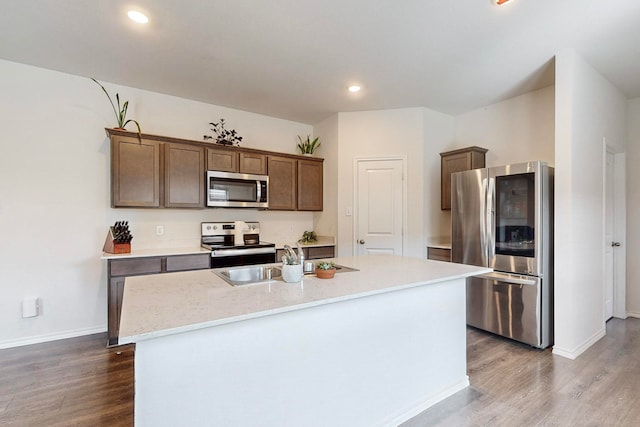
<box><xmin>206</xmin><ymin>171</ymin><xmax>269</xmax><ymax>208</ymax></box>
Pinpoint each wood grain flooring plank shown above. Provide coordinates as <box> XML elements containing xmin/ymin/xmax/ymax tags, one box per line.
<box><xmin>0</xmin><ymin>334</ymin><xmax>133</xmax><ymax>427</ymax></box>
<box><xmin>2</xmin><ymin>319</ymin><xmax>639</xmax><ymax>426</ymax></box>
<box><xmin>403</xmin><ymin>318</ymin><xmax>640</xmax><ymax>427</ymax></box>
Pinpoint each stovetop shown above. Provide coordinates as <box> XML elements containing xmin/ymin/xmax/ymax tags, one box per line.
<box><xmin>201</xmin><ymin>241</ymin><xmax>275</xmax><ymax>251</ymax></box>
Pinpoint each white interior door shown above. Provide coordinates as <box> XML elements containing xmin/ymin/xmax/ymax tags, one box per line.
<box><xmin>604</xmin><ymin>150</ymin><xmax>615</xmax><ymax>320</ymax></box>
<box><xmin>604</xmin><ymin>148</ymin><xmax>627</xmax><ymax>320</ymax></box>
<box><xmin>355</xmin><ymin>159</ymin><xmax>404</xmax><ymax>256</ymax></box>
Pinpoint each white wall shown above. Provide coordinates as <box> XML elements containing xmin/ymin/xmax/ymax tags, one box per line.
<box><xmin>312</xmin><ymin>114</ymin><xmax>339</xmax><ymax>240</ymax></box>
<box><xmin>423</xmin><ymin>110</ymin><xmax>455</xmax><ymax>241</ymax></box>
<box><xmin>336</xmin><ymin>108</ymin><xmax>426</xmax><ymax>258</ymax></box>
<box><xmin>454</xmin><ymin>85</ymin><xmax>556</xmax><ymax>168</ymax></box>
<box><xmin>424</xmin><ymin>86</ymin><xmax>556</xmax><ymax>241</ymax></box>
<box><xmin>553</xmin><ymin>50</ymin><xmax>627</xmax><ymax>359</ymax></box>
<box><xmin>627</xmin><ymin>97</ymin><xmax>640</xmax><ymax>317</ymax></box>
<box><xmin>0</xmin><ymin>59</ymin><xmax>314</xmax><ymax>348</ymax></box>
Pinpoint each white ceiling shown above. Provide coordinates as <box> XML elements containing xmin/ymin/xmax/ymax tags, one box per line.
<box><xmin>1</xmin><ymin>0</ymin><xmax>639</xmax><ymax>124</ymax></box>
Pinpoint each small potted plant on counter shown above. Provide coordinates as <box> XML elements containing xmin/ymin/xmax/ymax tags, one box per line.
<box><xmin>315</xmin><ymin>261</ymin><xmax>337</xmax><ymax>279</ymax></box>
<box><xmin>298</xmin><ymin>230</ymin><xmax>318</xmax><ymax>244</ymax></box>
<box><xmin>281</xmin><ymin>245</ymin><xmax>303</xmax><ymax>283</ymax></box>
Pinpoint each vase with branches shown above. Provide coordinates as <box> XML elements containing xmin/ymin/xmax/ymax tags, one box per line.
<box><xmin>204</xmin><ymin>119</ymin><xmax>243</xmax><ymax>146</ymax></box>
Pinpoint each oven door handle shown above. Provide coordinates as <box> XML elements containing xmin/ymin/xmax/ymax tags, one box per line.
<box><xmin>475</xmin><ymin>271</ymin><xmax>538</xmax><ymax>286</ymax></box>
<box><xmin>211</xmin><ymin>247</ymin><xmax>276</xmax><ymax>257</ymax></box>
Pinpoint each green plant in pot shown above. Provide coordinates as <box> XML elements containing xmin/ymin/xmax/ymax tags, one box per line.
<box><xmin>297</xmin><ymin>135</ymin><xmax>320</xmax><ymax>155</ymax></box>
<box><xmin>315</xmin><ymin>261</ymin><xmax>336</xmax><ymax>279</ymax></box>
<box><xmin>204</xmin><ymin>118</ymin><xmax>243</xmax><ymax>146</ymax></box>
<box><xmin>90</xmin><ymin>78</ymin><xmax>142</xmax><ymax>135</ymax></box>
<box><xmin>281</xmin><ymin>244</ymin><xmax>303</xmax><ymax>283</ymax></box>
<box><xmin>298</xmin><ymin>230</ymin><xmax>318</xmax><ymax>244</ymax></box>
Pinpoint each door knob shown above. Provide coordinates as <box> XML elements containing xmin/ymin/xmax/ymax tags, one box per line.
<box><xmin>358</xmin><ymin>239</ymin><xmax>365</xmax><ymax>244</ymax></box>
<box><xmin>612</xmin><ymin>241</ymin><xmax>621</xmax><ymax>247</ymax></box>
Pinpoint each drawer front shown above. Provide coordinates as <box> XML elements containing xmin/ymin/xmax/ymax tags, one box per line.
<box><xmin>427</xmin><ymin>247</ymin><xmax>451</xmax><ymax>262</ymax></box>
<box><xmin>306</xmin><ymin>246</ymin><xmax>335</xmax><ymax>259</ymax></box>
<box><xmin>166</xmin><ymin>254</ymin><xmax>211</xmax><ymax>272</ymax></box>
<box><xmin>109</xmin><ymin>257</ymin><xmax>163</xmax><ymax>277</ymax></box>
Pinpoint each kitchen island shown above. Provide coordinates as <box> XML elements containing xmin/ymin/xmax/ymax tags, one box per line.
<box><xmin>120</xmin><ymin>255</ymin><xmax>490</xmax><ymax>427</ymax></box>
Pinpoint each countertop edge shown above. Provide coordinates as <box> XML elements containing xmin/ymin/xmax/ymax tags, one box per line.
<box><xmin>118</xmin><ymin>262</ymin><xmax>491</xmax><ymax>344</ymax></box>
<box><xmin>275</xmin><ymin>235</ymin><xmax>336</xmax><ymax>249</ymax></box>
<box><xmin>101</xmin><ymin>247</ymin><xmax>210</xmax><ymax>259</ymax></box>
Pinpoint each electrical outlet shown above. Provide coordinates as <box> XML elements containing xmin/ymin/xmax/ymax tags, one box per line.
<box><xmin>156</xmin><ymin>225</ymin><xmax>164</xmax><ymax>236</ymax></box>
<box><xmin>22</xmin><ymin>297</ymin><xmax>39</xmax><ymax>318</ymax></box>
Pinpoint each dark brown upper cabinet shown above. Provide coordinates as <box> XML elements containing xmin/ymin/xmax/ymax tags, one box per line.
<box><xmin>297</xmin><ymin>159</ymin><xmax>323</xmax><ymax>211</ymax></box>
<box><xmin>107</xmin><ymin>129</ymin><xmax>323</xmax><ymax>211</ymax></box>
<box><xmin>207</xmin><ymin>147</ymin><xmax>237</xmax><ymax>172</ymax></box>
<box><xmin>164</xmin><ymin>142</ymin><xmax>205</xmax><ymax>208</ymax></box>
<box><xmin>440</xmin><ymin>146</ymin><xmax>487</xmax><ymax>210</ymax></box>
<box><xmin>239</xmin><ymin>152</ymin><xmax>267</xmax><ymax>175</ymax></box>
<box><xmin>111</xmin><ymin>135</ymin><xmax>161</xmax><ymax>208</ymax></box>
<box><xmin>267</xmin><ymin>155</ymin><xmax>297</xmax><ymax>210</ymax></box>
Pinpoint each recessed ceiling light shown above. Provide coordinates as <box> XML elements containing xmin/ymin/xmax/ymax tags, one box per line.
<box><xmin>348</xmin><ymin>85</ymin><xmax>361</xmax><ymax>93</ymax></box>
<box><xmin>127</xmin><ymin>10</ymin><xmax>149</xmax><ymax>24</ymax></box>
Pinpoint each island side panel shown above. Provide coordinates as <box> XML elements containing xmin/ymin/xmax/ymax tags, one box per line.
<box><xmin>134</xmin><ymin>278</ymin><xmax>468</xmax><ymax>427</ymax></box>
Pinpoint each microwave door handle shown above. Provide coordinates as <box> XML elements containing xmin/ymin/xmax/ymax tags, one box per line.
<box><xmin>256</xmin><ymin>181</ymin><xmax>261</xmax><ymax>202</ymax></box>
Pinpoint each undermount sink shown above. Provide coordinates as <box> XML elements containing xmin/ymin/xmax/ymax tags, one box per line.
<box><xmin>214</xmin><ymin>263</ymin><xmax>358</xmax><ymax>286</ymax></box>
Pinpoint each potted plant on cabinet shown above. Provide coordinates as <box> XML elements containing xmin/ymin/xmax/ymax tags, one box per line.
<box><xmin>297</xmin><ymin>135</ymin><xmax>320</xmax><ymax>156</ymax></box>
<box><xmin>315</xmin><ymin>261</ymin><xmax>337</xmax><ymax>279</ymax></box>
<box><xmin>204</xmin><ymin>118</ymin><xmax>243</xmax><ymax>146</ymax></box>
<box><xmin>90</xmin><ymin>78</ymin><xmax>142</xmax><ymax>135</ymax></box>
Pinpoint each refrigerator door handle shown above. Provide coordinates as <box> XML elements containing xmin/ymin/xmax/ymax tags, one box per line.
<box><xmin>486</xmin><ymin>177</ymin><xmax>495</xmax><ymax>260</ymax></box>
<box><xmin>475</xmin><ymin>271</ymin><xmax>538</xmax><ymax>286</ymax></box>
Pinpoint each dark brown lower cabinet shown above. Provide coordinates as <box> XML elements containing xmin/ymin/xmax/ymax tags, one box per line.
<box><xmin>106</xmin><ymin>253</ymin><xmax>210</xmax><ymax>346</ymax></box>
<box><xmin>427</xmin><ymin>247</ymin><xmax>452</xmax><ymax>262</ymax></box>
<box><xmin>275</xmin><ymin>245</ymin><xmax>335</xmax><ymax>262</ymax></box>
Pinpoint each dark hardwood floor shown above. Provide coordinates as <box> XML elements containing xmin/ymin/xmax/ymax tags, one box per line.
<box><xmin>0</xmin><ymin>334</ymin><xmax>134</xmax><ymax>426</ymax></box>
<box><xmin>1</xmin><ymin>319</ymin><xmax>639</xmax><ymax>426</ymax></box>
<box><xmin>404</xmin><ymin>318</ymin><xmax>640</xmax><ymax>426</ymax></box>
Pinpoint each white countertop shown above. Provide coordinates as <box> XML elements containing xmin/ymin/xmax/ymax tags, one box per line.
<box><xmin>426</xmin><ymin>237</ymin><xmax>452</xmax><ymax>250</ymax></box>
<box><xmin>119</xmin><ymin>255</ymin><xmax>490</xmax><ymax>344</ymax></box>
<box><xmin>274</xmin><ymin>235</ymin><xmax>335</xmax><ymax>249</ymax></box>
<box><xmin>101</xmin><ymin>236</ymin><xmax>336</xmax><ymax>260</ymax></box>
<box><xmin>101</xmin><ymin>247</ymin><xmax>210</xmax><ymax>260</ymax></box>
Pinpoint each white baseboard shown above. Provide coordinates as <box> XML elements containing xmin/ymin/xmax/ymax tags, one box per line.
<box><xmin>0</xmin><ymin>326</ymin><xmax>106</xmax><ymax>349</ymax></box>
<box><xmin>378</xmin><ymin>376</ymin><xmax>470</xmax><ymax>426</ymax></box>
<box><xmin>626</xmin><ymin>311</ymin><xmax>640</xmax><ymax>318</ymax></box>
<box><xmin>552</xmin><ymin>326</ymin><xmax>606</xmax><ymax>360</ymax></box>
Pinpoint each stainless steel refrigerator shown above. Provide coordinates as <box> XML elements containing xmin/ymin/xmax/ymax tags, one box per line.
<box><xmin>451</xmin><ymin>161</ymin><xmax>553</xmax><ymax>349</ymax></box>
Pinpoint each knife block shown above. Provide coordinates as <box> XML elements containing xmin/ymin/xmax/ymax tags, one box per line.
<box><xmin>103</xmin><ymin>228</ymin><xmax>131</xmax><ymax>254</ymax></box>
